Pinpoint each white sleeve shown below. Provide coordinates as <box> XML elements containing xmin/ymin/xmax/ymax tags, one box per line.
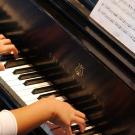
<box><xmin>0</xmin><ymin>110</ymin><xmax>17</xmax><ymax>135</ymax></box>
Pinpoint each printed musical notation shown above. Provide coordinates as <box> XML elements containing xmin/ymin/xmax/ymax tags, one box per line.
<box><xmin>90</xmin><ymin>0</ymin><xmax>135</xmax><ymax>54</ymax></box>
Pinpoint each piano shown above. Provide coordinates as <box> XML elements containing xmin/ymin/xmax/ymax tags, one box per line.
<box><xmin>0</xmin><ymin>0</ymin><xmax>135</xmax><ymax>135</ymax></box>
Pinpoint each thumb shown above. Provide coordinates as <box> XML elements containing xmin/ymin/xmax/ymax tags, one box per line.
<box><xmin>0</xmin><ymin>62</ymin><xmax>5</xmax><ymax>71</ymax></box>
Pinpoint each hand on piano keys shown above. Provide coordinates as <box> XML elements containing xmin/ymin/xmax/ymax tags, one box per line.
<box><xmin>11</xmin><ymin>95</ymin><xmax>86</xmax><ymax>135</ymax></box>
<box><xmin>44</xmin><ymin>96</ymin><xmax>86</xmax><ymax>134</ymax></box>
<box><xmin>0</xmin><ymin>34</ymin><xmax>18</xmax><ymax>70</ymax></box>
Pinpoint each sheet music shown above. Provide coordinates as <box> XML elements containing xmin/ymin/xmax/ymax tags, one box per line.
<box><xmin>90</xmin><ymin>0</ymin><xmax>135</xmax><ymax>54</ymax></box>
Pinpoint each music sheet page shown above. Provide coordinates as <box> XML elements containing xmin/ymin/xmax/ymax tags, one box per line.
<box><xmin>90</xmin><ymin>0</ymin><xmax>135</xmax><ymax>54</ymax></box>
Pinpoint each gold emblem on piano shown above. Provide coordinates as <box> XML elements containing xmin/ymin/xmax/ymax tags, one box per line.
<box><xmin>72</xmin><ymin>63</ymin><xmax>85</xmax><ymax>79</ymax></box>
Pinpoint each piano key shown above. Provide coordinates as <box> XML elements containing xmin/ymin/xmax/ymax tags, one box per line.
<box><xmin>13</xmin><ymin>66</ymin><xmax>35</xmax><ymax>74</ymax></box>
<box><xmin>104</xmin><ymin>127</ymin><xmax>129</xmax><ymax>135</ymax></box>
<box><xmin>18</xmin><ymin>71</ymin><xmax>41</xmax><ymax>80</ymax></box>
<box><xmin>24</xmin><ymin>77</ymin><xmax>47</xmax><ymax>86</ymax></box>
<box><xmin>87</xmin><ymin>111</ymin><xmax>106</xmax><ymax>124</ymax></box>
<box><xmin>13</xmin><ymin>63</ymin><xmax>59</xmax><ymax>75</ymax></box>
<box><xmin>13</xmin><ymin>86</ymin><xmax>53</xmax><ymax>103</ymax></box>
<box><xmin>38</xmin><ymin>91</ymin><xmax>60</xmax><ymax>99</ymax></box>
<box><xmin>93</xmin><ymin>121</ymin><xmax>109</xmax><ymax>133</ymax></box>
<box><xmin>82</xmin><ymin>104</ymin><xmax>102</xmax><ymax>114</ymax></box>
<box><xmin>6</xmin><ymin>76</ymin><xmax>46</xmax><ymax>86</ymax></box>
<box><xmin>0</xmin><ymin>10</ymin><xmax>10</xmax><ymax>20</ymax></box>
<box><xmin>47</xmin><ymin>71</ymin><xmax>67</xmax><ymax>80</ymax></box>
<box><xmin>21</xmin><ymin>90</ymin><xmax>56</xmax><ymax>103</ymax></box>
<box><xmin>69</xmin><ymin>94</ymin><xmax>97</xmax><ymax>107</ymax></box>
<box><xmin>33</xmin><ymin>58</ymin><xmax>58</xmax><ymax>67</ymax></box>
<box><xmin>0</xmin><ymin>19</ymin><xmax>21</xmax><ymax>33</ymax></box>
<box><xmin>72</xmin><ymin>121</ymin><xmax>93</xmax><ymax>133</ymax></box>
<box><xmin>32</xmin><ymin>85</ymin><xmax>54</xmax><ymax>94</ymax></box>
<box><xmin>4</xmin><ymin>58</ymin><xmax>27</xmax><ymax>68</ymax></box>
<box><xmin>4</xmin><ymin>64</ymin><xmax>31</xmax><ymax>72</ymax></box>
<box><xmin>53</xmin><ymin>77</ymin><xmax>77</xmax><ymax>86</ymax></box>
<box><xmin>10</xmin><ymin>82</ymin><xmax>51</xmax><ymax>93</ymax></box>
<box><xmin>0</xmin><ymin>54</ymin><xmax>15</xmax><ymax>61</ymax></box>
<box><xmin>17</xmin><ymin>67</ymin><xmax>64</xmax><ymax>81</ymax></box>
<box><xmin>26</xmin><ymin>94</ymin><xmax>65</xmax><ymax>105</ymax></box>
<box><xmin>6</xmin><ymin>81</ymin><xmax>55</xmax><ymax>105</ymax></box>
<box><xmin>0</xmin><ymin>65</ymin><xmax>33</xmax><ymax>81</ymax></box>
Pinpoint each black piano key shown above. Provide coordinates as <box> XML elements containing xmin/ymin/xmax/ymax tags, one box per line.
<box><xmin>46</xmin><ymin>71</ymin><xmax>68</xmax><ymax>80</ymax></box>
<box><xmin>74</xmin><ymin>97</ymin><xmax>97</xmax><ymax>106</ymax></box>
<box><xmin>13</xmin><ymin>63</ymin><xmax>59</xmax><ymax>75</ymax></box>
<box><xmin>93</xmin><ymin>121</ymin><xmax>109</xmax><ymax>132</ymax></box>
<box><xmin>5</xmin><ymin>30</ymin><xmax>24</xmax><ymax>43</ymax></box>
<box><xmin>38</xmin><ymin>91</ymin><xmax>60</xmax><ymax>99</ymax></box>
<box><xmin>18</xmin><ymin>72</ymin><xmax>41</xmax><ymax>80</ymax></box>
<box><xmin>78</xmin><ymin>103</ymin><xmax>102</xmax><ymax>114</ymax></box>
<box><xmin>24</xmin><ymin>77</ymin><xmax>47</xmax><ymax>86</ymax></box>
<box><xmin>69</xmin><ymin>94</ymin><xmax>97</xmax><ymax>107</ymax></box>
<box><xmin>13</xmin><ymin>66</ymin><xmax>35</xmax><ymax>74</ymax></box>
<box><xmin>33</xmin><ymin>83</ymin><xmax>80</xmax><ymax>95</ymax></box>
<box><xmin>32</xmin><ymin>85</ymin><xmax>54</xmax><ymax>94</ymax></box>
<box><xmin>0</xmin><ymin>10</ymin><xmax>10</xmax><ymax>20</ymax></box>
<box><xmin>33</xmin><ymin>56</ymin><xmax>58</xmax><ymax>66</ymax></box>
<box><xmin>0</xmin><ymin>20</ymin><xmax>21</xmax><ymax>33</ymax></box>
<box><xmin>38</xmin><ymin>65</ymin><xmax>62</xmax><ymax>73</ymax></box>
<box><xmin>53</xmin><ymin>77</ymin><xmax>77</xmax><ymax>86</ymax></box>
<box><xmin>87</xmin><ymin>111</ymin><xmax>105</xmax><ymax>123</ymax></box>
<box><xmin>0</xmin><ymin>54</ymin><xmax>15</xmax><ymax>61</ymax></box>
<box><xmin>22</xmin><ymin>68</ymin><xmax>64</xmax><ymax>81</ymax></box>
<box><xmin>104</xmin><ymin>128</ymin><xmax>129</xmax><ymax>135</ymax></box>
<box><xmin>59</xmin><ymin>83</ymin><xmax>81</xmax><ymax>92</ymax></box>
<box><xmin>4</xmin><ymin>58</ymin><xmax>27</xmax><ymax>68</ymax></box>
<box><xmin>54</xmin><ymin>77</ymin><xmax>80</xmax><ymax>87</ymax></box>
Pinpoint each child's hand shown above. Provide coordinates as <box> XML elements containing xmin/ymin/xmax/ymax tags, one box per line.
<box><xmin>45</xmin><ymin>96</ymin><xmax>86</xmax><ymax>135</ymax></box>
<box><xmin>0</xmin><ymin>34</ymin><xmax>18</xmax><ymax>70</ymax></box>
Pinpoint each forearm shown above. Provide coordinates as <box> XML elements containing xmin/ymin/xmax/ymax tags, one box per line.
<box><xmin>11</xmin><ymin>98</ymin><xmax>53</xmax><ymax>134</ymax></box>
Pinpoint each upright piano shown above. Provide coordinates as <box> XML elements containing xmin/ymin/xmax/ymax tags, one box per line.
<box><xmin>0</xmin><ymin>0</ymin><xmax>134</xmax><ymax>135</ymax></box>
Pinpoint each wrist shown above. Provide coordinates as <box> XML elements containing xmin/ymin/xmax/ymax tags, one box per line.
<box><xmin>40</xmin><ymin>98</ymin><xmax>56</xmax><ymax>121</ymax></box>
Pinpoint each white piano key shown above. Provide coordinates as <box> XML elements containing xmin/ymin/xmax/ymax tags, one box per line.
<box><xmin>4</xmin><ymin>64</ymin><xmax>31</xmax><ymax>72</ymax></box>
<box><xmin>6</xmin><ymin>76</ymin><xmax>47</xmax><ymax>86</ymax></box>
<box><xmin>13</xmin><ymin>90</ymin><xmax>54</xmax><ymax>105</ymax></box>
<box><xmin>0</xmin><ymin>68</ymin><xmax>35</xmax><ymax>82</ymax></box>
<box><xmin>41</xmin><ymin>123</ymin><xmax>53</xmax><ymax>135</ymax></box>
<box><xmin>21</xmin><ymin>90</ymin><xmax>56</xmax><ymax>101</ymax></box>
<box><xmin>85</xmin><ymin>125</ymin><xmax>93</xmax><ymax>131</ymax></box>
<box><xmin>25</xmin><ymin>95</ymin><xmax>65</xmax><ymax>105</ymax></box>
<box><xmin>0</xmin><ymin>64</ymin><xmax>32</xmax><ymax>77</ymax></box>
<box><xmin>6</xmin><ymin>79</ymin><xmax>25</xmax><ymax>86</ymax></box>
<box><xmin>10</xmin><ymin>82</ymin><xmax>51</xmax><ymax>93</ymax></box>
<box><xmin>55</xmin><ymin>96</ymin><xmax>65</xmax><ymax>101</ymax></box>
<box><xmin>18</xmin><ymin>87</ymin><xmax>56</xmax><ymax>98</ymax></box>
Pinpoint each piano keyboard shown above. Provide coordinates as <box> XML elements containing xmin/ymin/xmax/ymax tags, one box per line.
<box><xmin>0</xmin><ymin>55</ymin><xmax>129</xmax><ymax>135</ymax></box>
<box><xmin>0</xmin><ymin>55</ymin><xmax>95</xmax><ymax>134</ymax></box>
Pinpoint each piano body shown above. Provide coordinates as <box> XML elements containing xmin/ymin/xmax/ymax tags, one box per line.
<box><xmin>0</xmin><ymin>0</ymin><xmax>135</xmax><ymax>135</ymax></box>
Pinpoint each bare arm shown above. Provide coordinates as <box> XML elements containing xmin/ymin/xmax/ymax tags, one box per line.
<box><xmin>11</xmin><ymin>97</ymin><xmax>86</xmax><ymax>135</ymax></box>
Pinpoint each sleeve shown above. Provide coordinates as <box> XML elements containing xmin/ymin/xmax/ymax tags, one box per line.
<box><xmin>0</xmin><ymin>110</ymin><xmax>17</xmax><ymax>135</ymax></box>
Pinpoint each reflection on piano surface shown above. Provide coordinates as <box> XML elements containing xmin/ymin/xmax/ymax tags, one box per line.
<box><xmin>0</xmin><ymin>0</ymin><xmax>135</xmax><ymax>135</ymax></box>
